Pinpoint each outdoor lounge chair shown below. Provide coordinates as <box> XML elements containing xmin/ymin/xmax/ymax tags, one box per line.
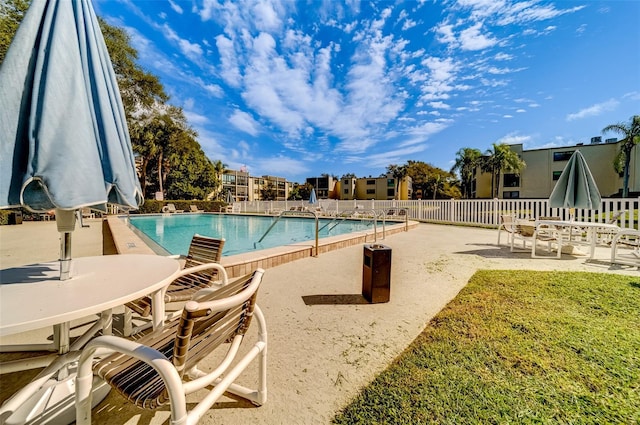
<box><xmin>163</xmin><ymin>203</ymin><xmax>184</xmax><ymax>213</ymax></box>
<box><xmin>189</xmin><ymin>204</ymin><xmax>204</xmax><ymax>213</ymax></box>
<box><xmin>75</xmin><ymin>269</ymin><xmax>267</xmax><ymax>425</ymax></box>
<box><xmin>508</xmin><ymin>221</ymin><xmax>561</xmax><ymax>258</ymax></box>
<box><xmin>124</xmin><ymin>235</ymin><xmax>225</xmax><ymax>335</ymax></box>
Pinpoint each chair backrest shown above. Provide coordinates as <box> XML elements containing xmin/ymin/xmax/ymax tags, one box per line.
<box><xmin>184</xmin><ymin>234</ymin><xmax>225</xmax><ymax>267</ymax></box>
<box><xmin>189</xmin><ymin>205</ymin><xmax>199</xmax><ymax>212</ymax></box>
<box><xmin>173</xmin><ymin>269</ymin><xmax>264</xmax><ymax>376</ymax></box>
<box><xmin>167</xmin><ymin>203</ymin><xmax>177</xmax><ymax>212</ymax></box>
<box><xmin>608</xmin><ymin>210</ymin><xmax>625</xmax><ymax>224</ymax></box>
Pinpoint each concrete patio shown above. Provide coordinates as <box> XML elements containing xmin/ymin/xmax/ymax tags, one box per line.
<box><xmin>0</xmin><ymin>219</ymin><xmax>636</xmax><ymax>424</ymax></box>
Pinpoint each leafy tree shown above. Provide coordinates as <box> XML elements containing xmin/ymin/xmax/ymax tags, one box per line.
<box><xmin>165</xmin><ymin>138</ymin><xmax>216</xmax><ymax>200</ymax></box>
<box><xmin>452</xmin><ymin>147</ymin><xmax>482</xmax><ymax>199</ymax></box>
<box><xmin>99</xmin><ymin>18</ymin><xmax>168</xmax><ymax>120</ymax></box>
<box><xmin>481</xmin><ymin>143</ymin><xmax>526</xmax><ymax>198</ymax></box>
<box><xmin>405</xmin><ymin>160</ymin><xmax>460</xmax><ymax>199</ymax></box>
<box><xmin>288</xmin><ymin>186</ymin><xmax>303</xmax><ymax>200</ymax></box>
<box><xmin>260</xmin><ymin>181</ymin><xmax>278</xmax><ymax>201</ymax></box>
<box><xmin>602</xmin><ymin>115</ymin><xmax>640</xmax><ymax>197</ymax></box>
<box><xmin>291</xmin><ymin>183</ymin><xmax>313</xmax><ymax>200</ymax></box>
<box><xmin>0</xmin><ymin>0</ymin><xmax>29</xmax><ymax>64</ymax></box>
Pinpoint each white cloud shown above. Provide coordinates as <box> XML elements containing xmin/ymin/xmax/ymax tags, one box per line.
<box><xmin>168</xmin><ymin>0</ymin><xmax>183</xmax><ymax>14</ymax></box>
<box><xmin>429</xmin><ymin>101</ymin><xmax>451</xmax><ymax>109</ymax></box>
<box><xmin>184</xmin><ymin>110</ymin><xmax>209</xmax><ymax>125</ymax></box>
<box><xmin>497</xmin><ymin>3</ymin><xmax>586</xmax><ymax>25</ymax></box>
<box><xmin>229</xmin><ymin>110</ymin><xmax>261</xmax><ymax>136</ymax></box>
<box><xmin>496</xmin><ymin>133</ymin><xmax>531</xmax><ymax>145</ymax></box>
<box><xmin>566</xmin><ymin>99</ymin><xmax>619</xmax><ymax>121</ymax></box>
<box><xmin>516</xmin><ymin>109</ymin><xmax>526</xmax><ymax>113</ymax></box>
<box><xmin>503</xmin><ymin>114</ymin><xmax>513</xmax><ymax>118</ymax></box>
<box><xmin>458</xmin><ymin>22</ymin><xmax>497</xmax><ymax>51</ymax></box>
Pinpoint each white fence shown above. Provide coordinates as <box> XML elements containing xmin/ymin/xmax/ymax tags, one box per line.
<box><xmin>234</xmin><ymin>197</ymin><xmax>639</xmax><ymax>229</ymax></box>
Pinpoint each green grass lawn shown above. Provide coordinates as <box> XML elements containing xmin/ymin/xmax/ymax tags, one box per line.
<box><xmin>334</xmin><ymin>270</ymin><xmax>640</xmax><ymax>424</ymax></box>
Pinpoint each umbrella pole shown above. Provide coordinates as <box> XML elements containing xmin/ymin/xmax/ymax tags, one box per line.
<box><xmin>56</xmin><ymin>209</ymin><xmax>77</xmax><ymax>280</ymax></box>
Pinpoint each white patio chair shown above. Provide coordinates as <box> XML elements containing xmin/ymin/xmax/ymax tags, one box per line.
<box><xmin>610</xmin><ymin>228</ymin><xmax>640</xmax><ymax>267</ymax></box>
<box><xmin>76</xmin><ymin>269</ymin><xmax>267</xmax><ymax>425</ymax></box>
<box><xmin>497</xmin><ymin>214</ymin><xmax>517</xmax><ymax>245</ymax></box>
<box><xmin>509</xmin><ymin>221</ymin><xmax>561</xmax><ymax>258</ymax></box>
<box><xmin>124</xmin><ymin>235</ymin><xmax>226</xmax><ymax>336</ymax></box>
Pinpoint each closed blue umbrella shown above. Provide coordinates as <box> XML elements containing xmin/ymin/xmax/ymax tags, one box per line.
<box><xmin>548</xmin><ymin>150</ymin><xmax>601</xmax><ymax>211</ymax></box>
<box><xmin>309</xmin><ymin>188</ymin><xmax>317</xmax><ymax>205</ymax></box>
<box><xmin>0</xmin><ymin>0</ymin><xmax>143</xmax><ymax>279</ymax></box>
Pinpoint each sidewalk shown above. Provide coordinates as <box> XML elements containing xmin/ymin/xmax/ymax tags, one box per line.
<box><xmin>0</xmin><ymin>220</ymin><xmax>636</xmax><ymax>424</ymax></box>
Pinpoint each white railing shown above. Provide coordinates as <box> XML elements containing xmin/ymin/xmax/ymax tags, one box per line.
<box><xmin>233</xmin><ymin>197</ymin><xmax>639</xmax><ymax>229</ymax></box>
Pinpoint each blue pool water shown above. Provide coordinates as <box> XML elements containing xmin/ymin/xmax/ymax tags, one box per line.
<box><xmin>126</xmin><ymin>214</ymin><xmax>375</xmax><ymax>256</ymax></box>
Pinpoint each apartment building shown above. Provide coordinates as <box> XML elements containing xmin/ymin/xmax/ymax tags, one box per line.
<box><xmin>336</xmin><ymin>175</ymin><xmax>413</xmax><ymax>200</ymax></box>
<box><xmin>474</xmin><ymin>138</ymin><xmax>638</xmax><ymax>199</ymax></box>
<box><xmin>250</xmin><ymin>175</ymin><xmax>291</xmax><ymax>201</ymax></box>
<box><xmin>222</xmin><ymin>170</ymin><xmax>292</xmax><ymax>201</ymax></box>
<box><xmin>305</xmin><ymin>176</ymin><xmax>337</xmax><ymax>199</ymax></box>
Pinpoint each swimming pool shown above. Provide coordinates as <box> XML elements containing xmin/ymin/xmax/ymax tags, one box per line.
<box><xmin>126</xmin><ymin>214</ymin><xmax>377</xmax><ymax>256</ymax></box>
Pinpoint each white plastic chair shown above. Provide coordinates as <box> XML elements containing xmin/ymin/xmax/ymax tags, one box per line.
<box><xmin>76</xmin><ymin>269</ymin><xmax>267</xmax><ymax>425</ymax></box>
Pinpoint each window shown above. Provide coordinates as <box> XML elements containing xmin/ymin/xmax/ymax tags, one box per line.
<box><xmin>503</xmin><ymin>191</ymin><xmax>520</xmax><ymax>199</ymax></box>
<box><xmin>366</xmin><ymin>189</ymin><xmax>375</xmax><ymax>194</ymax></box>
<box><xmin>387</xmin><ymin>179</ymin><xmax>395</xmax><ymax>187</ymax></box>
<box><xmin>552</xmin><ymin>171</ymin><xmax>562</xmax><ymax>181</ymax></box>
<box><xmin>343</xmin><ymin>179</ymin><xmax>349</xmax><ymax>184</ymax></box>
<box><xmin>553</xmin><ymin>151</ymin><xmax>574</xmax><ymax>161</ymax></box>
<box><xmin>366</xmin><ymin>179</ymin><xmax>375</xmax><ymax>185</ymax></box>
<box><xmin>503</xmin><ymin>174</ymin><xmax>520</xmax><ymax>187</ymax></box>
<box><xmin>344</xmin><ymin>189</ymin><xmax>349</xmax><ymax>194</ymax></box>
<box><xmin>387</xmin><ymin>188</ymin><xmax>395</xmax><ymax>196</ymax></box>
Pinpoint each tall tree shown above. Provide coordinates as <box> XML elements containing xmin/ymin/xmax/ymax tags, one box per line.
<box><xmin>99</xmin><ymin>18</ymin><xmax>168</xmax><ymax>120</ymax></box>
<box><xmin>452</xmin><ymin>147</ymin><xmax>482</xmax><ymax>199</ymax></box>
<box><xmin>481</xmin><ymin>143</ymin><xmax>526</xmax><ymax>198</ymax></box>
<box><xmin>211</xmin><ymin>160</ymin><xmax>227</xmax><ymax>200</ymax></box>
<box><xmin>602</xmin><ymin>115</ymin><xmax>640</xmax><ymax>197</ymax></box>
<box><xmin>386</xmin><ymin>164</ymin><xmax>408</xmax><ymax>200</ymax></box>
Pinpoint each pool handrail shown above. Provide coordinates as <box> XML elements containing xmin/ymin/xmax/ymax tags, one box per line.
<box><xmin>255</xmin><ymin>210</ymin><xmax>320</xmax><ymax>257</ymax></box>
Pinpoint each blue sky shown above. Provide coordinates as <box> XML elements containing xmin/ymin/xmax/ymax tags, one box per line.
<box><xmin>95</xmin><ymin>0</ymin><xmax>640</xmax><ymax>183</ymax></box>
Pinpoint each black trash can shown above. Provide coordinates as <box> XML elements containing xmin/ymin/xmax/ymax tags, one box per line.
<box><xmin>362</xmin><ymin>244</ymin><xmax>392</xmax><ymax>303</ymax></box>
<box><xmin>8</xmin><ymin>211</ymin><xmax>23</xmax><ymax>225</ymax></box>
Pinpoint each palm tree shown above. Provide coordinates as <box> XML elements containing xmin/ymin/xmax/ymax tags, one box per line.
<box><xmin>481</xmin><ymin>143</ymin><xmax>526</xmax><ymax>198</ymax></box>
<box><xmin>602</xmin><ymin>115</ymin><xmax>640</xmax><ymax>197</ymax></box>
<box><xmin>451</xmin><ymin>147</ymin><xmax>482</xmax><ymax>199</ymax></box>
<box><xmin>211</xmin><ymin>160</ymin><xmax>227</xmax><ymax>200</ymax></box>
<box><xmin>386</xmin><ymin>164</ymin><xmax>408</xmax><ymax>200</ymax></box>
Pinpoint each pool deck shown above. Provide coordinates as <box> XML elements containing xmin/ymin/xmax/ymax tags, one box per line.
<box><xmin>0</xmin><ymin>218</ymin><xmax>637</xmax><ymax>424</ymax></box>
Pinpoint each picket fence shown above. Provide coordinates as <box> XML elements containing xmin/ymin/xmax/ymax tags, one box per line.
<box><xmin>234</xmin><ymin>197</ymin><xmax>640</xmax><ymax>229</ymax></box>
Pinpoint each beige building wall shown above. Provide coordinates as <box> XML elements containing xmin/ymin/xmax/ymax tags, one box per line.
<box><xmin>475</xmin><ymin>139</ymin><xmax>637</xmax><ymax>199</ymax></box>
<box><xmin>351</xmin><ymin>176</ymin><xmax>411</xmax><ymax>200</ymax></box>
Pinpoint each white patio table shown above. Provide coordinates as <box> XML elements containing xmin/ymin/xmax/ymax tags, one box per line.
<box><xmin>0</xmin><ymin>254</ymin><xmax>180</xmax><ymax>425</ymax></box>
<box><xmin>534</xmin><ymin>219</ymin><xmax>620</xmax><ymax>259</ymax></box>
